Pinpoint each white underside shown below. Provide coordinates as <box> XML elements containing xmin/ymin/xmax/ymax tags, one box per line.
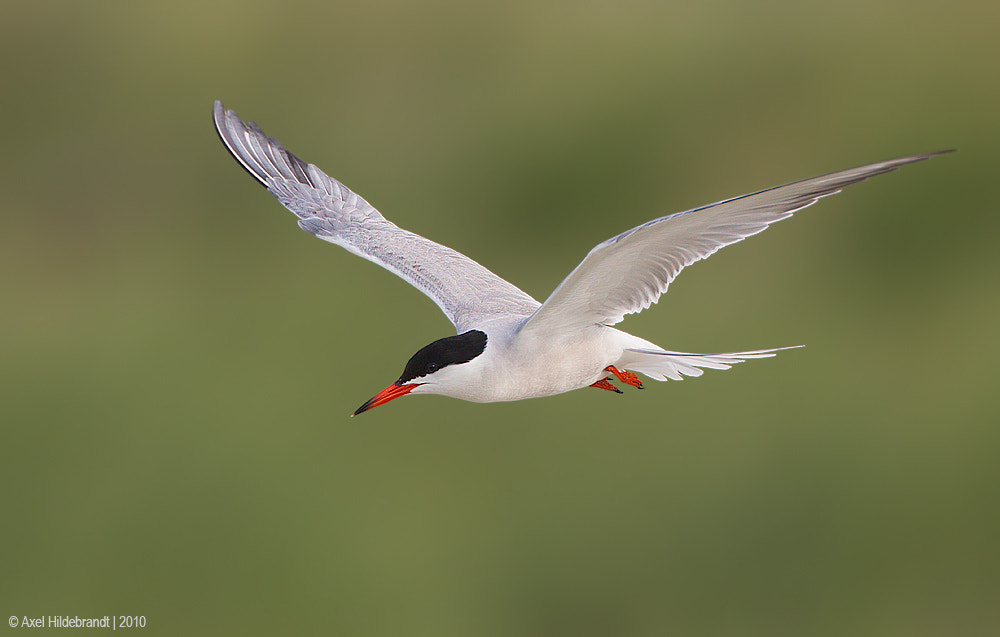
<box><xmin>411</xmin><ymin>318</ymin><xmax>794</xmax><ymax>403</ymax></box>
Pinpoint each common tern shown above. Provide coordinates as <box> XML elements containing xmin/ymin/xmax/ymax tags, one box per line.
<box><xmin>213</xmin><ymin>100</ymin><xmax>947</xmax><ymax>415</ymax></box>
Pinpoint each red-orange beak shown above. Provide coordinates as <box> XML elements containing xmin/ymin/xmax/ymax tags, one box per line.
<box><xmin>352</xmin><ymin>382</ymin><xmax>419</xmax><ymax>416</ymax></box>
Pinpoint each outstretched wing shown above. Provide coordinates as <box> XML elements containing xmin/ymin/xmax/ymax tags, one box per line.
<box><xmin>213</xmin><ymin>101</ymin><xmax>540</xmax><ymax>332</ymax></box>
<box><xmin>520</xmin><ymin>151</ymin><xmax>949</xmax><ymax>336</ymax></box>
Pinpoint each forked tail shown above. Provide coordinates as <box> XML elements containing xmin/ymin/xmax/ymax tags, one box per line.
<box><xmin>621</xmin><ymin>346</ymin><xmax>801</xmax><ymax>381</ymax></box>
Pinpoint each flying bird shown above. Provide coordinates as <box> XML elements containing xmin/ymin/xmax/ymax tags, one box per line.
<box><xmin>213</xmin><ymin>100</ymin><xmax>947</xmax><ymax>415</ymax></box>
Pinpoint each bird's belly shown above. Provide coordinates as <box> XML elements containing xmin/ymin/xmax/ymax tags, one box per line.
<box><xmin>479</xmin><ymin>329</ymin><xmax>625</xmax><ymax>402</ymax></box>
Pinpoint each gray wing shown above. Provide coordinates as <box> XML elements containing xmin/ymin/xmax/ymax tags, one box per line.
<box><xmin>520</xmin><ymin>151</ymin><xmax>950</xmax><ymax>336</ymax></box>
<box><xmin>213</xmin><ymin>101</ymin><xmax>540</xmax><ymax>332</ymax></box>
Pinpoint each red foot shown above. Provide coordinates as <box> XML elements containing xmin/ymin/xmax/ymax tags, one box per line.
<box><xmin>605</xmin><ymin>365</ymin><xmax>643</xmax><ymax>389</ymax></box>
<box><xmin>589</xmin><ymin>378</ymin><xmax>622</xmax><ymax>393</ymax></box>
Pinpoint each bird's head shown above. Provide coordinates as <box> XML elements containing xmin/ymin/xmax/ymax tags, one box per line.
<box><xmin>352</xmin><ymin>330</ymin><xmax>488</xmax><ymax>415</ymax></box>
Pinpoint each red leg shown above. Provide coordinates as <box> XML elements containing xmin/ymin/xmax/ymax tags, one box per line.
<box><xmin>589</xmin><ymin>378</ymin><xmax>622</xmax><ymax>393</ymax></box>
<box><xmin>605</xmin><ymin>365</ymin><xmax>643</xmax><ymax>389</ymax></box>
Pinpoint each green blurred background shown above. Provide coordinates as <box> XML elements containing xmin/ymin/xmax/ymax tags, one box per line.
<box><xmin>2</xmin><ymin>1</ymin><xmax>998</xmax><ymax>635</ymax></box>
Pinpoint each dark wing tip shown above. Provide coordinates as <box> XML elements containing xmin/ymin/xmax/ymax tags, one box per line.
<box><xmin>212</xmin><ymin>100</ymin><xmax>317</xmax><ymax>190</ymax></box>
<box><xmin>923</xmin><ymin>149</ymin><xmax>957</xmax><ymax>157</ymax></box>
<box><xmin>882</xmin><ymin>149</ymin><xmax>955</xmax><ymax>168</ymax></box>
<box><xmin>213</xmin><ymin>100</ymin><xmax>269</xmax><ymax>187</ymax></box>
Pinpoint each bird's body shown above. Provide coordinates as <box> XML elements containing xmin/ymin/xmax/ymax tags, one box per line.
<box><xmin>423</xmin><ymin>320</ymin><xmax>634</xmax><ymax>403</ymax></box>
<box><xmin>444</xmin><ymin>320</ymin><xmax>776</xmax><ymax>403</ymax></box>
<box><xmin>212</xmin><ymin>100</ymin><xmax>947</xmax><ymax>414</ymax></box>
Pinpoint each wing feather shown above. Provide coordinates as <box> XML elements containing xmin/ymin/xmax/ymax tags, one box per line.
<box><xmin>520</xmin><ymin>151</ymin><xmax>950</xmax><ymax>335</ymax></box>
<box><xmin>213</xmin><ymin>101</ymin><xmax>540</xmax><ymax>332</ymax></box>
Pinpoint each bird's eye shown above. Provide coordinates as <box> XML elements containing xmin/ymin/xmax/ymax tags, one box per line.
<box><xmin>425</xmin><ymin>362</ymin><xmax>439</xmax><ymax>374</ymax></box>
